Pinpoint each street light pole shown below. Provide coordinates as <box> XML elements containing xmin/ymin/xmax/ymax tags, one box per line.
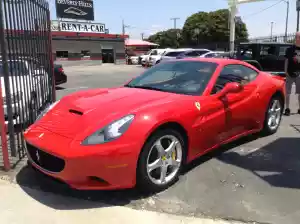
<box><xmin>271</xmin><ymin>22</ymin><xmax>274</xmax><ymax>38</ymax></box>
<box><xmin>297</xmin><ymin>0</ymin><xmax>300</xmax><ymax>31</ymax></box>
<box><xmin>284</xmin><ymin>0</ymin><xmax>289</xmax><ymax>41</ymax></box>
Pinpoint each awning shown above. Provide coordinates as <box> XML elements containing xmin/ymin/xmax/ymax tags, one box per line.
<box><xmin>125</xmin><ymin>39</ymin><xmax>159</xmax><ymax>46</ymax></box>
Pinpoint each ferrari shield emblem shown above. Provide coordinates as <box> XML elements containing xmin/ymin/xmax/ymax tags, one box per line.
<box><xmin>195</xmin><ymin>102</ymin><xmax>201</xmax><ymax>110</ymax></box>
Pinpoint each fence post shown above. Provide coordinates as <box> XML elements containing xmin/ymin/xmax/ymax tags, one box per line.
<box><xmin>47</xmin><ymin>10</ymin><xmax>55</xmax><ymax>102</ymax></box>
<box><xmin>0</xmin><ymin>0</ymin><xmax>10</xmax><ymax>171</ymax></box>
<box><xmin>0</xmin><ymin>82</ymin><xmax>10</xmax><ymax>171</ymax></box>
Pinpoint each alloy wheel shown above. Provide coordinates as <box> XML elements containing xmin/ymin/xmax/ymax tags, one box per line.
<box><xmin>146</xmin><ymin>135</ymin><xmax>183</xmax><ymax>185</ymax></box>
<box><xmin>267</xmin><ymin>99</ymin><xmax>282</xmax><ymax>130</ymax></box>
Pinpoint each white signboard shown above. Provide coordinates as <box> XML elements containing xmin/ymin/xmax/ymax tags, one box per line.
<box><xmin>59</xmin><ymin>21</ymin><xmax>106</xmax><ymax>33</ymax></box>
<box><xmin>228</xmin><ymin>0</ymin><xmax>264</xmax><ymax>6</ymax></box>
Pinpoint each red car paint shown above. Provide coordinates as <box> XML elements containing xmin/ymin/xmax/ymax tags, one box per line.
<box><xmin>24</xmin><ymin>58</ymin><xmax>285</xmax><ymax>190</ymax></box>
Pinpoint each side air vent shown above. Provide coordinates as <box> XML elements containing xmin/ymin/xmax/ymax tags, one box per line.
<box><xmin>69</xmin><ymin>109</ymin><xmax>83</xmax><ymax>116</ymax></box>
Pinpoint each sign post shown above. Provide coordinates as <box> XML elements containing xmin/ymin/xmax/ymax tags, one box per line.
<box><xmin>297</xmin><ymin>0</ymin><xmax>300</xmax><ymax>31</ymax></box>
<box><xmin>227</xmin><ymin>0</ymin><xmax>265</xmax><ymax>53</ymax></box>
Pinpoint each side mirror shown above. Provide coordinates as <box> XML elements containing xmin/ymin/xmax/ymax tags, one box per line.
<box><xmin>218</xmin><ymin>82</ymin><xmax>243</xmax><ymax>97</ymax></box>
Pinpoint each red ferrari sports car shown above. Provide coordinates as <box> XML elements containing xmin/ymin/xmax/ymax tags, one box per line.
<box><xmin>24</xmin><ymin>58</ymin><xmax>285</xmax><ymax>192</ymax></box>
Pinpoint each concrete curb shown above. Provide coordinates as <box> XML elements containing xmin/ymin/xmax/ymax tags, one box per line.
<box><xmin>0</xmin><ymin>180</ymin><xmax>251</xmax><ymax>224</ymax></box>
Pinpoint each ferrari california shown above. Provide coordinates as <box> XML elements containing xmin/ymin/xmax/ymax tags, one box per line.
<box><xmin>24</xmin><ymin>58</ymin><xmax>285</xmax><ymax>192</ymax></box>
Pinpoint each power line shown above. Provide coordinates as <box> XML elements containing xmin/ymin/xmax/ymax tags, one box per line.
<box><xmin>242</xmin><ymin>0</ymin><xmax>284</xmax><ymax>19</ymax></box>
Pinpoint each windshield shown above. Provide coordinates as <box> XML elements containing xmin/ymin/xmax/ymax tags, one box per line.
<box><xmin>0</xmin><ymin>60</ymin><xmax>29</xmax><ymax>77</ymax></box>
<box><xmin>164</xmin><ymin>51</ymin><xmax>185</xmax><ymax>57</ymax></box>
<box><xmin>125</xmin><ymin>61</ymin><xmax>218</xmax><ymax>95</ymax></box>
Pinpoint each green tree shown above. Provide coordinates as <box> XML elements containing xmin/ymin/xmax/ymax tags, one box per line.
<box><xmin>147</xmin><ymin>29</ymin><xmax>183</xmax><ymax>48</ymax></box>
<box><xmin>182</xmin><ymin>9</ymin><xmax>248</xmax><ymax>46</ymax></box>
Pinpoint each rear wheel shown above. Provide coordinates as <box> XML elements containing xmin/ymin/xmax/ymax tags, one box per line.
<box><xmin>261</xmin><ymin>95</ymin><xmax>283</xmax><ymax>135</ymax></box>
<box><xmin>136</xmin><ymin>129</ymin><xmax>185</xmax><ymax>192</ymax></box>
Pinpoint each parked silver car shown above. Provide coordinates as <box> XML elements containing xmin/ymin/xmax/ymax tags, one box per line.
<box><xmin>0</xmin><ymin>58</ymin><xmax>49</xmax><ymax>126</ymax></box>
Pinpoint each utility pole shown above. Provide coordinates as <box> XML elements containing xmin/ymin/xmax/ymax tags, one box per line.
<box><xmin>297</xmin><ymin>0</ymin><xmax>300</xmax><ymax>31</ymax></box>
<box><xmin>122</xmin><ymin>19</ymin><xmax>130</xmax><ymax>35</ymax></box>
<box><xmin>141</xmin><ymin>33</ymin><xmax>144</xmax><ymax>40</ymax></box>
<box><xmin>170</xmin><ymin>17</ymin><xmax>180</xmax><ymax>29</ymax></box>
<box><xmin>270</xmin><ymin>22</ymin><xmax>274</xmax><ymax>38</ymax></box>
<box><xmin>284</xmin><ymin>0</ymin><xmax>289</xmax><ymax>41</ymax></box>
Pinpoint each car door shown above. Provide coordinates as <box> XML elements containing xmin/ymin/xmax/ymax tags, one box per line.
<box><xmin>212</xmin><ymin>64</ymin><xmax>261</xmax><ymax>139</ymax></box>
<box><xmin>194</xmin><ymin>95</ymin><xmax>228</xmax><ymax>152</ymax></box>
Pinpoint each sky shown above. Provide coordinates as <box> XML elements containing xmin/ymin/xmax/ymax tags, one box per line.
<box><xmin>48</xmin><ymin>0</ymin><xmax>298</xmax><ymax>39</ymax></box>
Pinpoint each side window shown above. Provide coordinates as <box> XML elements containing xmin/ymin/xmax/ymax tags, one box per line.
<box><xmin>205</xmin><ymin>53</ymin><xmax>216</xmax><ymax>58</ymax></box>
<box><xmin>151</xmin><ymin>50</ymin><xmax>158</xmax><ymax>55</ymax></box>
<box><xmin>240</xmin><ymin>65</ymin><xmax>259</xmax><ymax>81</ymax></box>
<box><xmin>186</xmin><ymin>51</ymin><xmax>199</xmax><ymax>56</ymax></box>
<box><xmin>279</xmin><ymin>46</ymin><xmax>290</xmax><ymax>58</ymax></box>
<box><xmin>211</xmin><ymin>64</ymin><xmax>258</xmax><ymax>94</ymax></box>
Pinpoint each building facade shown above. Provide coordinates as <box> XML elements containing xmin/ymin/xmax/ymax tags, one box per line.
<box><xmin>51</xmin><ymin>20</ymin><xmax>129</xmax><ymax>64</ymax></box>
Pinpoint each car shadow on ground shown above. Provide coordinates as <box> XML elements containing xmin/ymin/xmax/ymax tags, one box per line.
<box><xmin>216</xmin><ymin>136</ymin><xmax>300</xmax><ymax>189</ymax></box>
<box><xmin>182</xmin><ymin>134</ymin><xmax>260</xmax><ymax>174</ymax></box>
<box><xmin>15</xmin><ymin>134</ymin><xmax>259</xmax><ymax>210</ymax></box>
<box><xmin>15</xmin><ymin>132</ymin><xmax>300</xmax><ymax>210</ymax></box>
<box><xmin>15</xmin><ymin>164</ymin><xmax>153</xmax><ymax>210</ymax></box>
<box><xmin>55</xmin><ymin>86</ymin><xmax>65</xmax><ymax>90</ymax></box>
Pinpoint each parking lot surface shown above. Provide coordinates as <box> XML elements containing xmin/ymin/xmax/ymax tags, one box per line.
<box><xmin>14</xmin><ymin>64</ymin><xmax>300</xmax><ymax>224</ymax></box>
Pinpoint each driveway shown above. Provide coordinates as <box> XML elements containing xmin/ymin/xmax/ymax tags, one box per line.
<box><xmin>14</xmin><ymin>64</ymin><xmax>300</xmax><ymax>224</ymax></box>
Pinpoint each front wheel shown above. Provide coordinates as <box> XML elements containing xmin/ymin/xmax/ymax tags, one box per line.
<box><xmin>136</xmin><ymin>129</ymin><xmax>185</xmax><ymax>193</ymax></box>
<box><xmin>261</xmin><ymin>95</ymin><xmax>283</xmax><ymax>135</ymax></box>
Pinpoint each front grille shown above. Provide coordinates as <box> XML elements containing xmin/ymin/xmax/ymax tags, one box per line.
<box><xmin>26</xmin><ymin>143</ymin><xmax>65</xmax><ymax>173</ymax></box>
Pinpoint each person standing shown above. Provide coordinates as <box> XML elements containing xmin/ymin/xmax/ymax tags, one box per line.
<box><xmin>284</xmin><ymin>32</ymin><xmax>300</xmax><ymax>116</ymax></box>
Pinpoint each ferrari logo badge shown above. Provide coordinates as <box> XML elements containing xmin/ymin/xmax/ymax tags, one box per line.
<box><xmin>195</xmin><ymin>102</ymin><xmax>201</xmax><ymax>111</ymax></box>
<box><xmin>36</xmin><ymin>150</ymin><xmax>41</xmax><ymax>163</ymax></box>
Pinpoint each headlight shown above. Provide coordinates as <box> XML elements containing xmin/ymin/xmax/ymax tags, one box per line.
<box><xmin>35</xmin><ymin>100</ymin><xmax>60</xmax><ymax>122</ymax></box>
<box><xmin>82</xmin><ymin>114</ymin><xmax>135</xmax><ymax>145</ymax></box>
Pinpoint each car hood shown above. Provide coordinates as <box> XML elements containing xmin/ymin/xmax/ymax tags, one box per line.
<box><xmin>36</xmin><ymin>87</ymin><xmax>183</xmax><ymax>139</ymax></box>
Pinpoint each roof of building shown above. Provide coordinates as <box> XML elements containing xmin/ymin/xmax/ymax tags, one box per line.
<box><xmin>125</xmin><ymin>39</ymin><xmax>159</xmax><ymax>46</ymax></box>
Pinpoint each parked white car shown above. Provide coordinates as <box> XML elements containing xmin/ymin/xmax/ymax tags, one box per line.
<box><xmin>129</xmin><ymin>56</ymin><xmax>139</xmax><ymax>65</ymax></box>
<box><xmin>139</xmin><ymin>49</ymin><xmax>168</xmax><ymax>66</ymax></box>
<box><xmin>0</xmin><ymin>58</ymin><xmax>49</xmax><ymax>126</ymax></box>
<box><xmin>159</xmin><ymin>48</ymin><xmax>200</xmax><ymax>63</ymax></box>
<box><xmin>200</xmin><ymin>51</ymin><xmax>225</xmax><ymax>58</ymax></box>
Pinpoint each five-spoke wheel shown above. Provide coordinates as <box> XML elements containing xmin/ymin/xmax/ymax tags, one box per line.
<box><xmin>137</xmin><ymin>129</ymin><xmax>185</xmax><ymax>192</ymax></box>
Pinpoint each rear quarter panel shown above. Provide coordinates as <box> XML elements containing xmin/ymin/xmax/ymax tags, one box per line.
<box><xmin>255</xmin><ymin>72</ymin><xmax>286</xmax><ymax>123</ymax></box>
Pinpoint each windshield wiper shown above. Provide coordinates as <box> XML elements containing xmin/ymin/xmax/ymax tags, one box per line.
<box><xmin>124</xmin><ymin>85</ymin><xmax>166</xmax><ymax>92</ymax></box>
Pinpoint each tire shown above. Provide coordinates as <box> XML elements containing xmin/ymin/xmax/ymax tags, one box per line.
<box><xmin>156</xmin><ymin>60</ymin><xmax>160</xmax><ymax>64</ymax></box>
<box><xmin>260</xmin><ymin>95</ymin><xmax>283</xmax><ymax>136</ymax></box>
<box><xmin>136</xmin><ymin>128</ymin><xmax>186</xmax><ymax>193</ymax></box>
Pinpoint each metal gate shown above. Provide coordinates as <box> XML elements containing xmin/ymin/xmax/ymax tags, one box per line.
<box><xmin>0</xmin><ymin>0</ymin><xmax>54</xmax><ymax>171</ymax></box>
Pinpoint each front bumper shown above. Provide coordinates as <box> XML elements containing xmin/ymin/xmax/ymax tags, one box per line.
<box><xmin>24</xmin><ymin>125</ymin><xmax>141</xmax><ymax>190</ymax></box>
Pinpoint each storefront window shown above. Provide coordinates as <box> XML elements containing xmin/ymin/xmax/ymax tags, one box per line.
<box><xmin>56</xmin><ymin>51</ymin><xmax>68</xmax><ymax>58</ymax></box>
<box><xmin>81</xmin><ymin>50</ymin><xmax>90</xmax><ymax>58</ymax></box>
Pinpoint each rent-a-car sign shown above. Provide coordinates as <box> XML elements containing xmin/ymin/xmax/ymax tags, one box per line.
<box><xmin>56</xmin><ymin>0</ymin><xmax>94</xmax><ymax>21</ymax></box>
<box><xmin>59</xmin><ymin>21</ymin><xmax>106</xmax><ymax>33</ymax></box>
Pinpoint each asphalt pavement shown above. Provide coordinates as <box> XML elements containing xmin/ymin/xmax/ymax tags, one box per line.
<box><xmin>10</xmin><ymin>64</ymin><xmax>300</xmax><ymax>224</ymax></box>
